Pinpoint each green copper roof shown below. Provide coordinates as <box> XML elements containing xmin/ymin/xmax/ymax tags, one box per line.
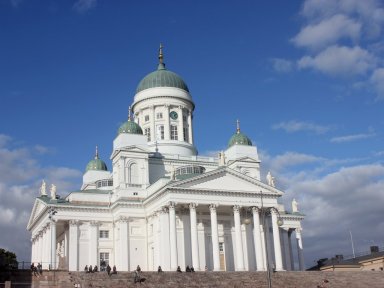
<box><xmin>118</xmin><ymin>119</ymin><xmax>143</xmax><ymax>135</ymax></box>
<box><xmin>228</xmin><ymin>120</ymin><xmax>252</xmax><ymax>148</ymax></box>
<box><xmin>86</xmin><ymin>147</ymin><xmax>108</xmax><ymax>172</ymax></box>
<box><xmin>136</xmin><ymin>63</ymin><xmax>189</xmax><ymax>93</ymax></box>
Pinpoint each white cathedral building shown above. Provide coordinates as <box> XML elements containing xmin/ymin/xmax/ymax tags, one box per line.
<box><xmin>27</xmin><ymin>47</ymin><xmax>305</xmax><ymax>272</ymax></box>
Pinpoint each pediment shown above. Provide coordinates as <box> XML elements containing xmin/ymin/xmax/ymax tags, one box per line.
<box><xmin>111</xmin><ymin>145</ymin><xmax>150</xmax><ymax>158</ymax></box>
<box><xmin>172</xmin><ymin>167</ymin><xmax>282</xmax><ymax>195</ymax></box>
<box><xmin>27</xmin><ymin>198</ymin><xmax>47</xmax><ymax>230</ymax></box>
<box><xmin>228</xmin><ymin>156</ymin><xmax>260</xmax><ymax>163</ymax></box>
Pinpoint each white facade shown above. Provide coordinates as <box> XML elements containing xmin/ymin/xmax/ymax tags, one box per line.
<box><xmin>27</xmin><ymin>50</ymin><xmax>305</xmax><ymax>272</ymax></box>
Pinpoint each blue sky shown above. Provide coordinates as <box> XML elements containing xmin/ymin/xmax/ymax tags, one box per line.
<box><xmin>1</xmin><ymin>0</ymin><xmax>384</xmax><ymax>268</ymax></box>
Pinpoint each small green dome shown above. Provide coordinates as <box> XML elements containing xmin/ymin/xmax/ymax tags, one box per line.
<box><xmin>136</xmin><ymin>63</ymin><xmax>189</xmax><ymax>93</ymax></box>
<box><xmin>86</xmin><ymin>147</ymin><xmax>108</xmax><ymax>172</ymax></box>
<box><xmin>118</xmin><ymin>119</ymin><xmax>143</xmax><ymax>135</ymax></box>
<box><xmin>228</xmin><ymin>120</ymin><xmax>252</xmax><ymax>148</ymax></box>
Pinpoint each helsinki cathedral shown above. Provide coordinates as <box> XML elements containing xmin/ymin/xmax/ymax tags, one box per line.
<box><xmin>27</xmin><ymin>46</ymin><xmax>305</xmax><ymax>272</ymax></box>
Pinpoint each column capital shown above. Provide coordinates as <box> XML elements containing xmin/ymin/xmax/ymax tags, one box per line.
<box><xmin>117</xmin><ymin>216</ymin><xmax>129</xmax><ymax>223</ymax></box>
<box><xmin>69</xmin><ymin>220</ymin><xmax>80</xmax><ymax>226</ymax></box>
<box><xmin>189</xmin><ymin>203</ymin><xmax>198</xmax><ymax>210</ymax></box>
<box><xmin>160</xmin><ymin>206</ymin><xmax>169</xmax><ymax>214</ymax></box>
<box><xmin>168</xmin><ymin>201</ymin><xmax>176</xmax><ymax>209</ymax></box>
<box><xmin>209</xmin><ymin>204</ymin><xmax>218</xmax><ymax>212</ymax></box>
<box><xmin>252</xmin><ymin>206</ymin><xmax>260</xmax><ymax>213</ymax></box>
<box><xmin>90</xmin><ymin>220</ymin><xmax>101</xmax><ymax>226</ymax></box>
<box><xmin>233</xmin><ymin>205</ymin><xmax>241</xmax><ymax>213</ymax></box>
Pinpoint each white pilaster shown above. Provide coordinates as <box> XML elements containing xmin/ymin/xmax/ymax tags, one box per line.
<box><xmin>252</xmin><ymin>207</ymin><xmax>265</xmax><ymax>271</ymax></box>
<box><xmin>68</xmin><ymin>220</ymin><xmax>79</xmax><ymax>271</ymax></box>
<box><xmin>159</xmin><ymin>207</ymin><xmax>170</xmax><ymax>270</ymax></box>
<box><xmin>233</xmin><ymin>205</ymin><xmax>245</xmax><ymax>271</ymax></box>
<box><xmin>119</xmin><ymin>217</ymin><xmax>129</xmax><ymax>271</ymax></box>
<box><xmin>164</xmin><ymin>105</ymin><xmax>170</xmax><ymax>140</ymax></box>
<box><xmin>209</xmin><ymin>204</ymin><xmax>220</xmax><ymax>271</ymax></box>
<box><xmin>169</xmin><ymin>202</ymin><xmax>178</xmax><ymax>270</ymax></box>
<box><xmin>189</xmin><ymin>203</ymin><xmax>200</xmax><ymax>270</ymax></box>
<box><xmin>151</xmin><ymin>105</ymin><xmax>155</xmax><ymax>141</ymax></box>
<box><xmin>178</xmin><ymin>106</ymin><xmax>184</xmax><ymax>141</ymax></box>
<box><xmin>296</xmin><ymin>228</ymin><xmax>305</xmax><ymax>271</ymax></box>
<box><xmin>89</xmin><ymin>221</ymin><xmax>99</xmax><ymax>266</ymax></box>
<box><xmin>271</xmin><ymin>210</ymin><xmax>283</xmax><ymax>271</ymax></box>
<box><xmin>50</xmin><ymin>221</ymin><xmax>56</xmax><ymax>269</ymax></box>
<box><xmin>187</xmin><ymin>110</ymin><xmax>193</xmax><ymax>144</ymax></box>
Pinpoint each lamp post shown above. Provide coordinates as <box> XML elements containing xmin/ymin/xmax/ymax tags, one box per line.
<box><xmin>243</xmin><ymin>191</ymin><xmax>283</xmax><ymax>288</ymax></box>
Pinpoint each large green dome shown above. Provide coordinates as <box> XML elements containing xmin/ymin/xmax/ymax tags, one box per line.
<box><xmin>86</xmin><ymin>147</ymin><xmax>108</xmax><ymax>172</ymax></box>
<box><xmin>118</xmin><ymin>119</ymin><xmax>143</xmax><ymax>135</ymax></box>
<box><xmin>136</xmin><ymin>63</ymin><xmax>189</xmax><ymax>93</ymax></box>
<box><xmin>136</xmin><ymin>45</ymin><xmax>189</xmax><ymax>93</ymax></box>
<box><xmin>228</xmin><ymin>120</ymin><xmax>252</xmax><ymax>148</ymax></box>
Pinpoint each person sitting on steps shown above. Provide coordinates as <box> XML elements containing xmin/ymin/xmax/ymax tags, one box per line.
<box><xmin>177</xmin><ymin>266</ymin><xmax>182</xmax><ymax>272</ymax></box>
<box><xmin>157</xmin><ymin>266</ymin><xmax>163</xmax><ymax>273</ymax></box>
<box><xmin>186</xmin><ymin>265</ymin><xmax>191</xmax><ymax>272</ymax></box>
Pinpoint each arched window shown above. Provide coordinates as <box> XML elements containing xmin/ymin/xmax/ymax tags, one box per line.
<box><xmin>129</xmin><ymin>163</ymin><xmax>139</xmax><ymax>184</ymax></box>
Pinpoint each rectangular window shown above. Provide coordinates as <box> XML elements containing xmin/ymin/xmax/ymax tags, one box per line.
<box><xmin>183</xmin><ymin>127</ymin><xmax>188</xmax><ymax>142</ymax></box>
<box><xmin>219</xmin><ymin>242</ymin><xmax>224</xmax><ymax>253</ymax></box>
<box><xmin>99</xmin><ymin>230</ymin><xmax>109</xmax><ymax>239</ymax></box>
<box><xmin>145</xmin><ymin>115</ymin><xmax>149</xmax><ymax>122</ymax></box>
<box><xmin>144</xmin><ymin>127</ymin><xmax>151</xmax><ymax>141</ymax></box>
<box><xmin>100</xmin><ymin>252</ymin><xmax>109</xmax><ymax>267</ymax></box>
<box><xmin>156</xmin><ymin>125</ymin><xmax>164</xmax><ymax>140</ymax></box>
<box><xmin>156</xmin><ymin>112</ymin><xmax>163</xmax><ymax>119</ymax></box>
<box><xmin>171</xmin><ymin>125</ymin><xmax>178</xmax><ymax>140</ymax></box>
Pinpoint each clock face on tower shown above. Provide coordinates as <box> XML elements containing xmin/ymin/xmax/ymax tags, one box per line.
<box><xmin>170</xmin><ymin>111</ymin><xmax>178</xmax><ymax>120</ymax></box>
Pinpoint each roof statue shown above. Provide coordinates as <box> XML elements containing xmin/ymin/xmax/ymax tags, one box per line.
<box><xmin>40</xmin><ymin>180</ymin><xmax>47</xmax><ymax>196</ymax></box>
<box><xmin>266</xmin><ymin>171</ymin><xmax>275</xmax><ymax>187</ymax></box>
<box><xmin>50</xmin><ymin>184</ymin><xmax>57</xmax><ymax>200</ymax></box>
<box><xmin>292</xmin><ymin>198</ymin><xmax>299</xmax><ymax>213</ymax></box>
<box><xmin>219</xmin><ymin>151</ymin><xmax>226</xmax><ymax>166</ymax></box>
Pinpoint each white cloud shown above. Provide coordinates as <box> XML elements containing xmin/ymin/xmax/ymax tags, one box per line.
<box><xmin>271</xmin><ymin>58</ymin><xmax>293</xmax><ymax>73</ymax></box>
<box><xmin>0</xmin><ymin>135</ymin><xmax>81</xmax><ymax>261</ymax></box>
<box><xmin>298</xmin><ymin>45</ymin><xmax>376</xmax><ymax>76</ymax></box>
<box><xmin>261</xmin><ymin>149</ymin><xmax>384</xmax><ymax>265</ymax></box>
<box><xmin>370</xmin><ymin>68</ymin><xmax>384</xmax><ymax>99</ymax></box>
<box><xmin>73</xmin><ymin>0</ymin><xmax>97</xmax><ymax>13</ymax></box>
<box><xmin>330</xmin><ymin>132</ymin><xmax>376</xmax><ymax>143</ymax></box>
<box><xmin>292</xmin><ymin>14</ymin><xmax>361</xmax><ymax>50</ymax></box>
<box><xmin>272</xmin><ymin>120</ymin><xmax>330</xmax><ymax>134</ymax></box>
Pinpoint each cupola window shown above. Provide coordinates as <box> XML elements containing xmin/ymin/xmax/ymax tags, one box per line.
<box><xmin>156</xmin><ymin>125</ymin><xmax>164</xmax><ymax>140</ymax></box>
<box><xmin>171</xmin><ymin>125</ymin><xmax>178</xmax><ymax>140</ymax></box>
<box><xmin>156</xmin><ymin>112</ymin><xmax>163</xmax><ymax>119</ymax></box>
<box><xmin>144</xmin><ymin>127</ymin><xmax>151</xmax><ymax>141</ymax></box>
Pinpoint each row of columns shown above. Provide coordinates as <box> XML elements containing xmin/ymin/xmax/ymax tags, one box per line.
<box><xmin>31</xmin><ymin>220</ymin><xmax>56</xmax><ymax>269</ymax></box>
<box><xmin>154</xmin><ymin>203</ymin><xmax>302</xmax><ymax>272</ymax></box>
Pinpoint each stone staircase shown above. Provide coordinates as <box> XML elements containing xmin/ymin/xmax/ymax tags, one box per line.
<box><xmin>2</xmin><ymin>270</ymin><xmax>384</xmax><ymax>287</ymax></box>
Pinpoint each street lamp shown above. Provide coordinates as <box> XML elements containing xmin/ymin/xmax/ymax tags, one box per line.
<box><xmin>243</xmin><ymin>192</ymin><xmax>283</xmax><ymax>288</ymax></box>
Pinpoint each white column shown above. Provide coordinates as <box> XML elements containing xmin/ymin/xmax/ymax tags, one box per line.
<box><xmin>252</xmin><ymin>207</ymin><xmax>265</xmax><ymax>271</ymax></box>
<box><xmin>119</xmin><ymin>217</ymin><xmax>129</xmax><ymax>271</ymax></box>
<box><xmin>44</xmin><ymin>225</ymin><xmax>51</xmax><ymax>269</ymax></box>
<box><xmin>209</xmin><ymin>204</ymin><xmax>220</xmax><ymax>271</ymax></box>
<box><xmin>89</xmin><ymin>221</ymin><xmax>99</xmax><ymax>267</ymax></box>
<box><xmin>164</xmin><ymin>105</ymin><xmax>170</xmax><ymax>140</ymax></box>
<box><xmin>50</xmin><ymin>221</ymin><xmax>56</xmax><ymax>269</ymax></box>
<box><xmin>233</xmin><ymin>205</ymin><xmax>245</xmax><ymax>271</ymax></box>
<box><xmin>159</xmin><ymin>207</ymin><xmax>170</xmax><ymax>270</ymax></box>
<box><xmin>296</xmin><ymin>228</ymin><xmax>305</xmax><ymax>271</ymax></box>
<box><xmin>271</xmin><ymin>210</ymin><xmax>283</xmax><ymax>271</ymax></box>
<box><xmin>178</xmin><ymin>106</ymin><xmax>184</xmax><ymax>141</ymax></box>
<box><xmin>169</xmin><ymin>202</ymin><xmax>178</xmax><ymax>270</ymax></box>
<box><xmin>288</xmin><ymin>230</ymin><xmax>294</xmax><ymax>270</ymax></box>
<box><xmin>151</xmin><ymin>105</ymin><xmax>156</xmax><ymax>142</ymax></box>
<box><xmin>189</xmin><ymin>203</ymin><xmax>200</xmax><ymax>270</ymax></box>
<box><xmin>119</xmin><ymin>158</ymin><xmax>125</xmax><ymax>187</ymax></box>
<box><xmin>282</xmin><ymin>229</ymin><xmax>292</xmax><ymax>271</ymax></box>
<box><xmin>187</xmin><ymin>110</ymin><xmax>193</xmax><ymax>144</ymax></box>
<box><xmin>153</xmin><ymin>213</ymin><xmax>160</xmax><ymax>270</ymax></box>
<box><xmin>68</xmin><ymin>220</ymin><xmax>79</xmax><ymax>271</ymax></box>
